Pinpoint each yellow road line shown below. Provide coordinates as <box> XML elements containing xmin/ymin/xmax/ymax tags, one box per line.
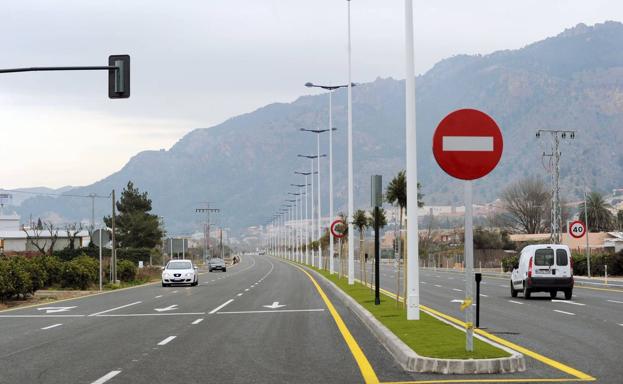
<box><xmin>292</xmin><ymin>264</ymin><xmax>380</xmax><ymax>384</ymax></box>
<box><xmin>372</xmin><ymin>285</ymin><xmax>594</xmax><ymax>381</ymax></box>
<box><xmin>381</xmin><ymin>378</ymin><xmax>593</xmax><ymax>383</ymax></box>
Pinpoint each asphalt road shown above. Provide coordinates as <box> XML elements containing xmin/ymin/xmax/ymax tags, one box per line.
<box><xmin>2</xmin><ymin>253</ymin><xmax>618</xmax><ymax>384</ymax></box>
<box><xmin>354</xmin><ymin>259</ymin><xmax>623</xmax><ymax>383</ymax></box>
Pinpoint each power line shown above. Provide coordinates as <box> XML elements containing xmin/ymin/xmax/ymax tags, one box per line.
<box><xmin>0</xmin><ymin>189</ymin><xmax>111</xmax><ymax>199</ymax></box>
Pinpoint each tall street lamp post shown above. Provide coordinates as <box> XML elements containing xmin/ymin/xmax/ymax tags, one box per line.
<box><xmin>298</xmin><ymin>154</ymin><xmax>326</xmax><ymax>267</ymax></box>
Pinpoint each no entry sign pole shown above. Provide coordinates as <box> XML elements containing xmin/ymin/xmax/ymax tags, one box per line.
<box><xmin>464</xmin><ymin>180</ymin><xmax>474</xmax><ymax>351</ymax></box>
<box><xmin>432</xmin><ymin>108</ymin><xmax>503</xmax><ymax>352</ymax></box>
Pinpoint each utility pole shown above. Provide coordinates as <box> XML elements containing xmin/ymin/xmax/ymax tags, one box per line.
<box><xmin>195</xmin><ymin>204</ymin><xmax>220</xmax><ymax>262</ymax></box>
<box><xmin>88</xmin><ymin>193</ymin><xmax>96</xmax><ymax>234</ymax></box>
<box><xmin>584</xmin><ymin>191</ymin><xmax>591</xmax><ymax>278</ymax></box>
<box><xmin>537</xmin><ymin>129</ymin><xmax>576</xmax><ymax>244</ymax></box>
<box><xmin>111</xmin><ymin>189</ymin><xmax>117</xmax><ymax>283</ymax></box>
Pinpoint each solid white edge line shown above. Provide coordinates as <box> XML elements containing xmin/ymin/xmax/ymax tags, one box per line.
<box><xmin>209</xmin><ymin>299</ymin><xmax>234</xmax><ymax>314</ymax></box>
<box><xmin>191</xmin><ymin>318</ymin><xmax>203</xmax><ymax>325</ymax></box>
<box><xmin>91</xmin><ymin>370</ymin><xmax>121</xmax><ymax>384</ymax></box>
<box><xmin>553</xmin><ymin>309</ymin><xmax>575</xmax><ymax>316</ymax></box>
<box><xmin>157</xmin><ymin>336</ymin><xmax>176</xmax><ymax>346</ymax></box>
<box><xmin>41</xmin><ymin>323</ymin><xmax>62</xmax><ymax>330</ymax></box>
<box><xmin>0</xmin><ymin>315</ymin><xmax>84</xmax><ymax>318</ymax></box>
<box><xmin>89</xmin><ymin>301</ymin><xmax>142</xmax><ymax>317</ymax></box>
<box><xmin>217</xmin><ymin>309</ymin><xmax>325</xmax><ymax>314</ymax></box>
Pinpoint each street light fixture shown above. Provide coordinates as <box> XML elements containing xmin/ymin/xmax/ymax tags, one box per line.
<box><xmin>295</xmin><ymin>172</ymin><xmax>316</xmax><ymax>265</ymax></box>
<box><xmin>298</xmin><ymin>153</ymin><xmax>327</xmax><ymax>268</ymax></box>
<box><xmin>305</xmin><ymin>82</ymin><xmax>356</xmax><ymax>275</ymax></box>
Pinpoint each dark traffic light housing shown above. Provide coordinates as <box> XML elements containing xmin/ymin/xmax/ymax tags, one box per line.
<box><xmin>108</xmin><ymin>55</ymin><xmax>130</xmax><ymax>99</ymax></box>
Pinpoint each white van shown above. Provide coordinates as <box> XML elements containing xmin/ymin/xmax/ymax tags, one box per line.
<box><xmin>510</xmin><ymin>244</ymin><xmax>573</xmax><ymax>300</ymax></box>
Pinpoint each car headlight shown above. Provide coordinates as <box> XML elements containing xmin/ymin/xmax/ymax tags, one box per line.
<box><xmin>185</xmin><ymin>272</ymin><xmax>192</xmax><ymax>277</ymax></box>
<box><xmin>163</xmin><ymin>272</ymin><xmax>170</xmax><ymax>277</ymax></box>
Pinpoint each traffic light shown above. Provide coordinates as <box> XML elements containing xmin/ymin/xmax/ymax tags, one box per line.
<box><xmin>108</xmin><ymin>55</ymin><xmax>130</xmax><ymax>99</ymax></box>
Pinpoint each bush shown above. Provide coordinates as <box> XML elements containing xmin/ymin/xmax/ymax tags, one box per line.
<box><xmin>117</xmin><ymin>260</ymin><xmax>137</xmax><ymax>282</ymax></box>
<box><xmin>0</xmin><ymin>258</ymin><xmax>14</xmax><ymax>301</ymax></box>
<box><xmin>6</xmin><ymin>257</ymin><xmax>33</xmax><ymax>299</ymax></box>
<box><xmin>61</xmin><ymin>255</ymin><xmax>98</xmax><ymax>290</ymax></box>
<box><xmin>34</xmin><ymin>255</ymin><xmax>63</xmax><ymax>287</ymax></box>
<box><xmin>572</xmin><ymin>251</ymin><xmax>623</xmax><ymax>276</ymax></box>
<box><xmin>501</xmin><ymin>254</ymin><xmax>519</xmax><ymax>272</ymax></box>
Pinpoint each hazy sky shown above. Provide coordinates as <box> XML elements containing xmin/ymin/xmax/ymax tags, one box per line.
<box><xmin>0</xmin><ymin>0</ymin><xmax>619</xmax><ymax>188</ymax></box>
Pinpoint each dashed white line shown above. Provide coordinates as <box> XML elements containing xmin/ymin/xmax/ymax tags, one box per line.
<box><xmin>41</xmin><ymin>323</ymin><xmax>62</xmax><ymax>330</ymax></box>
<box><xmin>480</xmin><ymin>294</ymin><xmax>489</xmax><ymax>297</ymax></box>
<box><xmin>553</xmin><ymin>310</ymin><xmax>575</xmax><ymax>316</ymax></box>
<box><xmin>618</xmin><ymin>323</ymin><xmax>623</xmax><ymax>327</ymax></box>
<box><xmin>434</xmin><ymin>284</ymin><xmax>443</xmax><ymax>288</ymax></box>
<box><xmin>171</xmin><ymin>290</ymin><xmax>178</xmax><ymax>293</ymax></box>
<box><xmin>607</xmin><ymin>299</ymin><xmax>623</xmax><ymax>304</ymax></box>
<box><xmin>209</xmin><ymin>299</ymin><xmax>234</xmax><ymax>314</ymax></box>
<box><xmin>91</xmin><ymin>370</ymin><xmax>121</xmax><ymax>384</ymax></box>
<box><xmin>155</xmin><ymin>295</ymin><xmax>163</xmax><ymax>298</ymax></box>
<box><xmin>157</xmin><ymin>336</ymin><xmax>176</xmax><ymax>346</ymax></box>
<box><xmin>452</xmin><ymin>288</ymin><xmax>462</xmax><ymax>292</ymax></box>
<box><xmin>237</xmin><ymin>293</ymin><xmax>243</xmax><ymax>297</ymax></box>
<box><xmin>191</xmin><ymin>318</ymin><xmax>204</xmax><ymax>325</ymax></box>
<box><xmin>508</xmin><ymin>300</ymin><xmax>523</xmax><ymax>305</ymax></box>
<box><xmin>552</xmin><ymin>299</ymin><xmax>585</xmax><ymax>306</ymax></box>
<box><xmin>89</xmin><ymin>301</ymin><xmax>142</xmax><ymax>317</ymax></box>
<box><xmin>244</xmin><ymin>288</ymin><xmax>249</xmax><ymax>292</ymax></box>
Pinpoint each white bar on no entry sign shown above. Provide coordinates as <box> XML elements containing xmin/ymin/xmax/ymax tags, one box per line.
<box><xmin>443</xmin><ymin>136</ymin><xmax>493</xmax><ymax>151</ymax></box>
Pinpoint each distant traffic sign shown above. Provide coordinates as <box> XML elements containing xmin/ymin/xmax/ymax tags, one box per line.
<box><xmin>92</xmin><ymin>228</ymin><xmax>111</xmax><ymax>248</ymax></box>
<box><xmin>569</xmin><ymin>220</ymin><xmax>586</xmax><ymax>239</ymax></box>
<box><xmin>432</xmin><ymin>109</ymin><xmax>503</xmax><ymax>180</ymax></box>
<box><xmin>330</xmin><ymin>219</ymin><xmax>346</xmax><ymax>239</ymax></box>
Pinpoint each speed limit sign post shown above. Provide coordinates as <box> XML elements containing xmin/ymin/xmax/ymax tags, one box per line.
<box><xmin>569</xmin><ymin>220</ymin><xmax>586</xmax><ymax>239</ymax></box>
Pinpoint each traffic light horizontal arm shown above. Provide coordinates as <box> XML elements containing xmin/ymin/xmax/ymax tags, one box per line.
<box><xmin>0</xmin><ymin>66</ymin><xmax>117</xmax><ymax>74</ymax></box>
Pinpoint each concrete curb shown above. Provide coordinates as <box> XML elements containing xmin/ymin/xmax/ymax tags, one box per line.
<box><xmin>304</xmin><ymin>266</ymin><xmax>526</xmax><ymax>374</ymax></box>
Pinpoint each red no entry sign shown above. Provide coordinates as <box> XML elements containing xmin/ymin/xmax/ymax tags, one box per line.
<box><xmin>433</xmin><ymin>109</ymin><xmax>503</xmax><ymax>180</ymax></box>
<box><xmin>569</xmin><ymin>220</ymin><xmax>586</xmax><ymax>239</ymax></box>
<box><xmin>330</xmin><ymin>219</ymin><xmax>346</xmax><ymax>239</ymax></box>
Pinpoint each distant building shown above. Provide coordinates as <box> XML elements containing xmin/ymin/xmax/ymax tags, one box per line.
<box><xmin>0</xmin><ymin>214</ymin><xmax>90</xmax><ymax>253</ymax></box>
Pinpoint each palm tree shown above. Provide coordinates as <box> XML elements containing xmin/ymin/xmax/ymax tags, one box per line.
<box><xmin>386</xmin><ymin>170</ymin><xmax>423</xmax><ymax>306</ymax></box>
<box><xmin>578</xmin><ymin>192</ymin><xmax>615</xmax><ymax>232</ymax></box>
<box><xmin>353</xmin><ymin>209</ymin><xmax>369</xmax><ymax>286</ymax></box>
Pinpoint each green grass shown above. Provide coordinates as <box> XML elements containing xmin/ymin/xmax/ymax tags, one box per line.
<box><xmin>310</xmin><ymin>266</ymin><xmax>509</xmax><ymax>359</ymax></box>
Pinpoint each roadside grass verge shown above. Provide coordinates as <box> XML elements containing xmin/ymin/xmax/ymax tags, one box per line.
<box><xmin>309</xmin><ymin>265</ymin><xmax>509</xmax><ymax>359</ymax></box>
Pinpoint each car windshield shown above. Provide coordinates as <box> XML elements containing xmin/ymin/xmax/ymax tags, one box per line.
<box><xmin>211</xmin><ymin>258</ymin><xmax>223</xmax><ymax>263</ymax></box>
<box><xmin>167</xmin><ymin>261</ymin><xmax>192</xmax><ymax>270</ymax></box>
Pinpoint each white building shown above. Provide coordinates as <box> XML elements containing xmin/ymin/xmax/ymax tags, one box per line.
<box><xmin>0</xmin><ymin>214</ymin><xmax>90</xmax><ymax>253</ymax></box>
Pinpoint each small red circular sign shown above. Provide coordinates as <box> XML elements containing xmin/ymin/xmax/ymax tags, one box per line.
<box><xmin>432</xmin><ymin>109</ymin><xmax>503</xmax><ymax>180</ymax></box>
<box><xmin>569</xmin><ymin>220</ymin><xmax>586</xmax><ymax>239</ymax></box>
<box><xmin>330</xmin><ymin>219</ymin><xmax>346</xmax><ymax>238</ymax></box>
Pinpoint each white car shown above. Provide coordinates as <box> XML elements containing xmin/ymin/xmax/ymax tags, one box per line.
<box><xmin>510</xmin><ymin>244</ymin><xmax>573</xmax><ymax>300</ymax></box>
<box><xmin>162</xmin><ymin>260</ymin><xmax>198</xmax><ymax>287</ymax></box>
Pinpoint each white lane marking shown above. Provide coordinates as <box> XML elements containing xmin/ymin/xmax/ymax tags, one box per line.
<box><xmin>154</xmin><ymin>304</ymin><xmax>178</xmax><ymax>312</ymax></box>
<box><xmin>619</xmin><ymin>323</ymin><xmax>623</xmax><ymax>327</ymax></box>
<box><xmin>448</xmin><ymin>277</ymin><xmax>454</xmax><ymax>280</ymax></box>
<box><xmin>93</xmin><ymin>313</ymin><xmax>205</xmax><ymax>317</ymax></box>
<box><xmin>41</xmin><ymin>323</ymin><xmax>62</xmax><ymax>330</ymax></box>
<box><xmin>508</xmin><ymin>300</ymin><xmax>523</xmax><ymax>305</ymax></box>
<box><xmin>217</xmin><ymin>309</ymin><xmax>325</xmax><ymax>314</ymax></box>
<box><xmin>209</xmin><ymin>299</ymin><xmax>234</xmax><ymax>314</ymax></box>
<box><xmin>434</xmin><ymin>284</ymin><xmax>443</xmax><ymax>288</ymax></box>
<box><xmin>155</xmin><ymin>295</ymin><xmax>163</xmax><ymax>298</ymax></box>
<box><xmin>607</xmin><ymin>299</ymin><xmax>623</xmax><ymax>304</ymax></box>
<box><xmin>91</xmin><ymin>370</ymin><xmax>121</xmax><ymax>384</ymax></box>
<box><xmin>480</xmin><ymin>294</ymin><xmax>489</xmax><ymax>297</ymax></box>
<box><xmin>37</xmin><ymin>306</ymin><xmax>76</xmax><ymax>314</ymax></box>
<box><xmin>89</xmin><ymin>301</ymin><xmax>142</xmax><ymax>316</ymax></box>
<box><xmin>481</xmin><ymin>282</ymin><xmax>487</xmax><ymax>285</ymax></box>
<box><xmin>171</xmin><ymin>290</ymin><xmax>178</xmax><ymax>293</ymax></box>
<box><xmin>452</xmin><ymin>288</ymin><xmax>462</xmax><ymax>292</ymax></box>
<box><xmin>0</xmin><ymin>315</ymin><xmax>84</xmax><ymax>318</ymax></box>
<box><xmin>191</xmin><ymin>318</ymin><xmax>204</xmax><ymax>325</ymax></box>
<box><xmin>553</xmin><ymin>310</ymin><xmax>575</xmax><ymax>316</ymax></box>
<box><xmin>244</xmin><ymin>288</ymin><xmax>249</xmax><ymax>291</ymax></box>
<box><xmin>263</xmin><ymin>301</ymin><xmax>286</xmax><ymax>309</ymax></box>
<box><xmin>157</xmin><ymin>336</ymin><xmax>176</xmax><ymax>346</ymax></box>
<box><xmin>237</xmin><ymin>293</ymin><xmax>243</xmax><ymax>297</ymax></box>
<box><xmin>443</xmin><ymin>136</ymin><xmax>493</xmax><ymax>151</ymax></box>
<box><xmin>551</xmin><ymin>299</ymin><xmax>585</xmax><ymax>306</ymax></box>
<box><xmin>421</xmin><ymin>281</ymin><xmax>427</xmax><ymax>284</ymax></box>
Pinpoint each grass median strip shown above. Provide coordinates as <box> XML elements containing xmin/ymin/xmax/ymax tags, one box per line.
<box><xmin>311</xmin><ymin>267</ymin><xmax>509</xmax><ymax>360</ymax></box>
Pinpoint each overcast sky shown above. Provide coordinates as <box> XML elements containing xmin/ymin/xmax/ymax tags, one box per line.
<box><xmin>0</xmin><ymin>0</ymin><xmax>619</xmax><ymax>189</ymax></box>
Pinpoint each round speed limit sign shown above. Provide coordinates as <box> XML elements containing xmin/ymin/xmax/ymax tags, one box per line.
<box><xmin>569</xmin><ymin>220</ymin><xmax>586</xmax><ymax>239</ymax></box>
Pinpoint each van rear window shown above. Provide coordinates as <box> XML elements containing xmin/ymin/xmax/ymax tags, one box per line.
<box><xmin>534</xmin><ymin>249</ymin><xmax>554</xmax><ymax>266</ymax></box>
<box><xmin>556</xmin><ymin>249</ymin><xmax>568</xmax><ymax>266</ymax></box>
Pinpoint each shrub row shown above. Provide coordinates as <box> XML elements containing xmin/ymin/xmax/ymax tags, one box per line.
<box><xmin>0</xmin><ymin>254</ymin><xmax>142</xmax><ymax>301</ymax></box>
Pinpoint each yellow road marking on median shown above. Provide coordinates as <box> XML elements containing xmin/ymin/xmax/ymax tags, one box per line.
<box><xmin>381</xmin><ymin>378</ymin><xmax>593</xmax><ymax>383</ymax></box>
<box><xmin>292</xmin><ymin>264</ymin><xmax>379</xmax><ymax>384</ymax></box>
<box><xmin>372</xmin><ymin>285</ymin><xmax>595</xmax><ymax>381</ymax></box>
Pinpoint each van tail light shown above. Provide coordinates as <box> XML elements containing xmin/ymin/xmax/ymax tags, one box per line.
<box><xmin>527</xmin><ymin>256</ymin><xmax>533</xmax><ymax>284</ymax></box>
